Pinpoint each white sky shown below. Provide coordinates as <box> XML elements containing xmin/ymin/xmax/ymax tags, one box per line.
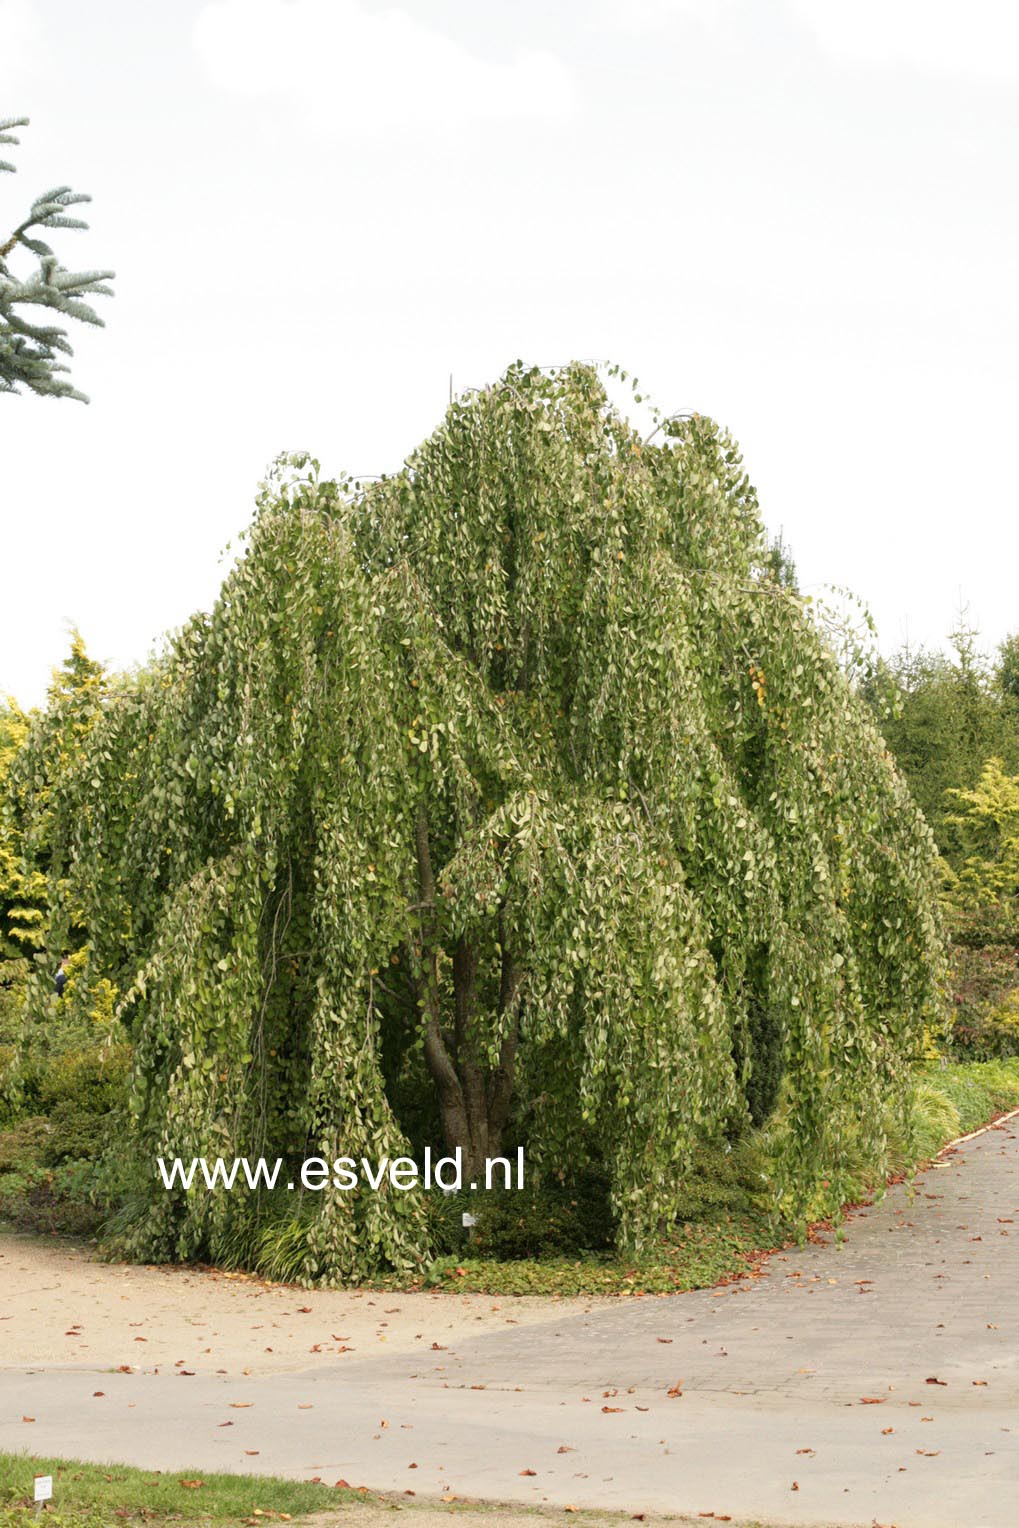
<box><xmin>2</xmin><ymin>0</ymin><xmax>1017</xmax><ymax>705</ymax></box>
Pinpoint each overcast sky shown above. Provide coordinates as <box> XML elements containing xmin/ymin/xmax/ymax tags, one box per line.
<box><xmin>2</xmin><ymin>0</ymin><xmax>1017</xmax><ymax>706</ymax></box>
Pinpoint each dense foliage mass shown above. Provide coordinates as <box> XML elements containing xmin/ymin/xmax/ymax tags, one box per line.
<box><xmin>867</xmin><ymin>631</ymin><xmax>1019</xmax><ymax>1058</ymax></box>
<box><xmin>5</xmin><ymin>364</ymin><xmax>946</xmax><ymax>1280</ymax></box>
<box><xmin>869</xmin><ymin>625</ymin><xmax>1019</xmax><ymax>856</ymax></box>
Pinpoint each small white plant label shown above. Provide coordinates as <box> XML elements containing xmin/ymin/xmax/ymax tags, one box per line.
<box><xmin>34</xmin><ymin>1477</ymin><xmax>53</xmax><ymax>1503</ymax></box>
<box><xmin>461</xmin><ymin>1211</ymin><xmax>477</xmax><ymax>1228</ymax></box>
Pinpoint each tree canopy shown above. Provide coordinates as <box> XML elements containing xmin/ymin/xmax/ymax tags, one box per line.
<box><xmin>1</xmin><ymin>116</ymin><xmax>113</xmax><ymax>401</ymax></box>
<box><xmin>866</xmin><ymin>623</ymin><xmax>1019</xmax><ymax>860</ymax></box>
<box><xmin>10</xmin><ymin>363</ymin><xmax>946</xmax><ymax>1280</ymax></box>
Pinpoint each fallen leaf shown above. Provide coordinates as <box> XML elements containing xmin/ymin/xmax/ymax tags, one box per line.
<box><xmin>520</xmin><ymin>1468</ymin><xmax>537</xmax><ymax>1476</ymax></box>
<box><xmin>21</xmin><ymin>1417</ymin><xmax>35</xmax><ymax>1423</ymax></box>
<box><xmin>925</xmin><ymin>1377</ymin><xmax>947</xmax><ymax>1386</ymax></box>
<box><xmin>178</xmin><ymin>1480</ymin><xmax>204</xmax><ymax>1489</ymax></box>
<box><xmin>230</xmin><ymin>1402</ymin><xmax>254</xmax><ymax>1408</ymax></box>
<box><xmin>601</xmin><ymin>1405</ymin><xmax>623</xmax><ymax>1413</ymax></box>
<box><xmin>93</xmin><ymin>1391</ymin><xmax>105</xmax><ymax>1398</ymax></box>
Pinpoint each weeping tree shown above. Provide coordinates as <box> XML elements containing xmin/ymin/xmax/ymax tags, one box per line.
<box><xmin>12</xmin><ymin>363</ymin><xmax>946</xmax><ymax>1279</ymax></box>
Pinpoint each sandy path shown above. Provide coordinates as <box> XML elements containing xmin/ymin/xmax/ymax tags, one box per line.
<box><xmin>0</xmin><ymin>1237</ymin><xmax>588</xmax><ymax>1375</ymax></box>
<box><xmin>4</xmin><ymin>1122</ymin><xmax>1018</xmax><ymax>1527</ymax></box>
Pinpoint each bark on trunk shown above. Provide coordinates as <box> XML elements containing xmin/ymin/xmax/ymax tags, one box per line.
<box><xmin>411</xmin><ymin>809</ymin><xmax>522</xmax><ymax>1182</ymax></box>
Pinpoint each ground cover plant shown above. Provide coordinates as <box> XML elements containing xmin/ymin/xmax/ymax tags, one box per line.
<box><xmin>0</xmin><ymin>1453</ymin><xmax>778</xmax><ymax>1528</ymax></box>
<box><xmin>2</xmin><ymin>363</ymin><xmax>946</xmax><ymax>1283</ymax></box>
<box><xmin>0</xmin><ymin>1452</ymin><xmax>360</xmax><ymax>1528</ymax></box>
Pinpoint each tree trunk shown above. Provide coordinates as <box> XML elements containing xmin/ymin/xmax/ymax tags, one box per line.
<box><xmin>411</xmin><ymin>809</ymin><xmax>522</xmax><ymax>1182</ymax></box>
